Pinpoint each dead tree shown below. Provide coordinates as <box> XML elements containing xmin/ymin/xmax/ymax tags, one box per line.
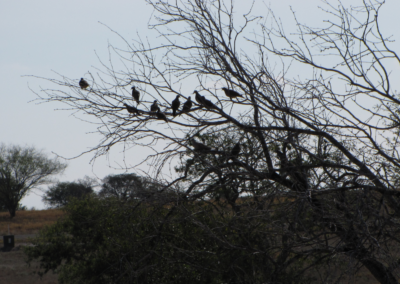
<box><xmin>33</xmin><ymin>0</ymin><xmax>400</xmax><ymax>282</ymax></box>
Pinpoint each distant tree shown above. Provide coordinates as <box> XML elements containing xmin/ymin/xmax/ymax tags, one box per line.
<box><xmin>43</xmin><ymin>177</ymin><xmax>96</xmax><ymax>208</ymax></box>
<box><xmin>0</xmin><ymin>144</ymin><xmax>66</xmax><ymax>218</ymax></box>
<box><xmin>99</xmin><ymin>173</ymin><xmax>164</xmax><ymax>201</ymax></box>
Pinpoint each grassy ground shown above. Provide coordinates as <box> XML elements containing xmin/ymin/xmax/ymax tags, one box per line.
<box><xmin>0</xmin><ymin>209</ymin><xmax>64</xmax><ymax>238</ymax></box>
<box><xmin>0</xmin><ymin>209</ymin><xmax>62</xmax><ymax>283</ymax></box>
<box><xmin>0</xmin><ymin>247</ymin><xmax>58</xmax><ymax>284</ymax></box>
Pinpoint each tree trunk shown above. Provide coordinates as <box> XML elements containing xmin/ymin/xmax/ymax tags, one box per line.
<box><xmin>8</xmin><ymin>205</ymin><xmax>16</xmax><ymax>219</ymax></box>
<box><xmin>337</xmin><ymin>226</ymin><xmax>398</xmax><ymax>283</ymax></box>
<box><xmin>312</xmin><ymin>195</ymin><xmax>398</xmax><ymax>284</ymax></box>
<box><xmin>361</xmin><ymin>259</ymin><xmax>398</xmax><ymax>284</ymax></box>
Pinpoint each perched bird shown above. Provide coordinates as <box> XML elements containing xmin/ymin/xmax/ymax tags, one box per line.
<box><xmin>222</xmin><ymin>87</ymin><xmax>243</xmax><ymax>99</ymax></box>
<box><xmin>230</xmin><ymin>143</ymin><xmax>241</xmax><ymax>158</ymax></box>
<box><xmin>191</xmin><ymin>139</ymin><xmax>211</xmax><ymax>152</ymax></box>
<box><xmin>171</xmin><ymin>95</ymin><xmax>181</xmax><ymax>116</ymax></box>
<box><xmin>194</xmin><ymin>91</ymin><xmax>218</xmax><ymax>110</ymax></box>
<box><xmin>194</xmin><ymin>91</ymin><xmax>205</xmax><ymax>106</ymax></box>
<box><xmin>123</xmin><ymin>103</ymin><xmax>139</xmax><ymax>115</ymax></box>
<box><xmin>150</xmin><ymin>100</ymin><xmax>160</xmax><ymax>113</ymax></box>
<box><xmin>79</xmin><ymin>78</ymin><xmax>89</xmax><ymax>89</ymax></box>
<box><xmin>201</xmin><ymin>96</ymin><xmax>218</xmax><ymax>110</ymax></box>
<box><xmin>181</xmin><ymin>96</ymin><xmax>192</xmax><ymax>115</ymax></box>
<box><xmin>156</xmin><ymin>109</ymin><xmax>168</xmax><ymax>122</ymax></box>
<box><xmin>131</xmin><ymin>87</ymin><xmax>140</xmax><ymax>105</ymax></box>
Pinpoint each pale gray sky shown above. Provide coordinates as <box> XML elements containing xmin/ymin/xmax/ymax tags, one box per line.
<box><xmin>1</xmin><ymin>0</ymin><xmax>399</xmax><ymax>209</ymax></box>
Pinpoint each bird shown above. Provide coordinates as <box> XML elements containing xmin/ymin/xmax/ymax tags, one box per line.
<box><xmin>150</xmin><ymin>100</ymin><xmax>160</xmax><ymax>113</ymax></box>
<box><xmin>131</xmin><ymin>87</ymin><xmax>140</xmax><ymax>105</ymax></box>
<box><xmin>79</xmin><ymin>78</ymin><xmax>89</xmax><ymax>89</ymax></box>
<box><xmin>123</xmin><ymin>103</ymin><xmax>139</xmax><ymax>115</ymax></box>
<box><xmin>201</xmin><ymin>96</ymin><xmax>218</xmax><ymax>110</ymax></box>
<box><xmin>193</xmin><ymin>91</ymin><xmax>219</xmax><ymax>110</ymax></box>
<box><xmin>180</xmin><ymin>96</ymin><xmax>192</xmax><ymax>115</ymax></box>
<box><xmin>171</xmin><ymin>95</ymin><xmax>181</xmax><ymax>116</ymax></box>
<box><xmin>190</xmin><ymin>139</ymin><xmax>211</xmax><ymax>152</ymax></box>
<box><xmin>194</xmin><ymin>91</ymin><xmax>205</xmax><ymax>106</ymax></box>
<box><xmin>156</xmin><ymin>109</ymin><xmax>168</xmax><ymax>122</ymax></box>
<box><xmin>222</xmin><ymin>87</ymin><xmax>243</xmax><ymax>99</ymax></box>
<box><xmin>230</xmin><ymin>143</ymin><xmax>241</xmax><ymax>159</ymax></box>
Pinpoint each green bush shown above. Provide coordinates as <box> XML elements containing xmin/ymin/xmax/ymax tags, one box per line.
<box><xmin>25</xmin><ymin>197</ymin><xmax>312</xmax><ymax>284</ymax></box>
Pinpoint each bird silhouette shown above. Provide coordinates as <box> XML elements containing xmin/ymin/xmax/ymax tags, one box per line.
<box><xmin>131</xmin><ymin>87</ymin><xmax>140</xmax><ymax>104</ymax></box>
<box><xmin>201</xmin><ymin>96</ymin><xmax>218</xmax><ymax>110</ymax></box>
<box><xmin>194</xmin><ymin>91</ymin><xmax>205</xmax><ymax>106</ymax></box>
<box><xmin>190</xmin><ymin>139</ymin><xmax>211</xmax><ymax>152</ymax></box>
<box><xmin>222</xmin><ymin>87</ymin><xmax>243</xmax><ymax>99</ymax></box>
<box><xmin>171</xmin><ymin>95</ymin><xmax>181</xmax><ymax>116</ymax></box>
<box><xmin>124</xmin><ymin>103</ymin><xmax>139</xmax><ymax>115</ymax></box>
<box><xmin>230</xmin><ymin>143</ymin><xmax>241</xmax><ymax>158</ymax></box>
<box><xmin>79</xmin><ymin>78</ymin><xmax>89</xmax><ymax>89</ymax></box>
<box><xmin>181</xmin><ymin>96</ymin><xmax>192</xmax><ymax>115</ymax></box>
<box><xmin>194</xmin><ymin>91</ymin><xmax>218</xmax><ymax>110</ymax></box>
<box><xmin>150</xmin><ymin>100</ymin><xmax>160</xmax><ymax>113</ymax></box>
<box><xmin>156</xmin><ymin>109</ymin><xmax>168</xmax><ymax>122</ymax></box>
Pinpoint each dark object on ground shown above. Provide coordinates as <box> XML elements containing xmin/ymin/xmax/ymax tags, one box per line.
<box><xmin>2</xmin><ymin>235</ymin><xmax>14</xmax><ymax>252</ymax></box>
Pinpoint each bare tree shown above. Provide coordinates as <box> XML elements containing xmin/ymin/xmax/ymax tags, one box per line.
<box><xmin>33</xmin><ymin>0</ymin><xmax>400</xmax><ymax>282</ymax></box>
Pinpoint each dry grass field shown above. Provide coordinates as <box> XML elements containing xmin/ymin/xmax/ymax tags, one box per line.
<box><xmin>0</xmin><ymin>209</ymin><xmax>63</xmax><ymax>283</ymax></box>
<box><xmin>0</xmin><ymin>209</ymin><xmax>64</xmax><ymax>238</ymax></box>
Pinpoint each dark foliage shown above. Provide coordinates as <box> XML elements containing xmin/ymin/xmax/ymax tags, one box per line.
<box><xmin>98</xmin><ymin>173</ymin><xmax>166</xmax><ymax>201</ymax></box>
<box><xmin>43</xmin><ymin>179</ymin><xmax>94</xmax><ymax>208</ymax></box>
<box><xmin>25</xmin><ymin>197</ymin><xmax>314</xmax><ymax>284</ymax></box>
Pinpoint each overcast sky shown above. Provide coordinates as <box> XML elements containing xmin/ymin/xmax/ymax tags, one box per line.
<box><xmin>1</xmin><ymin>0</ymin><xmax>399</xmax><ymax>209</ymax></box>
